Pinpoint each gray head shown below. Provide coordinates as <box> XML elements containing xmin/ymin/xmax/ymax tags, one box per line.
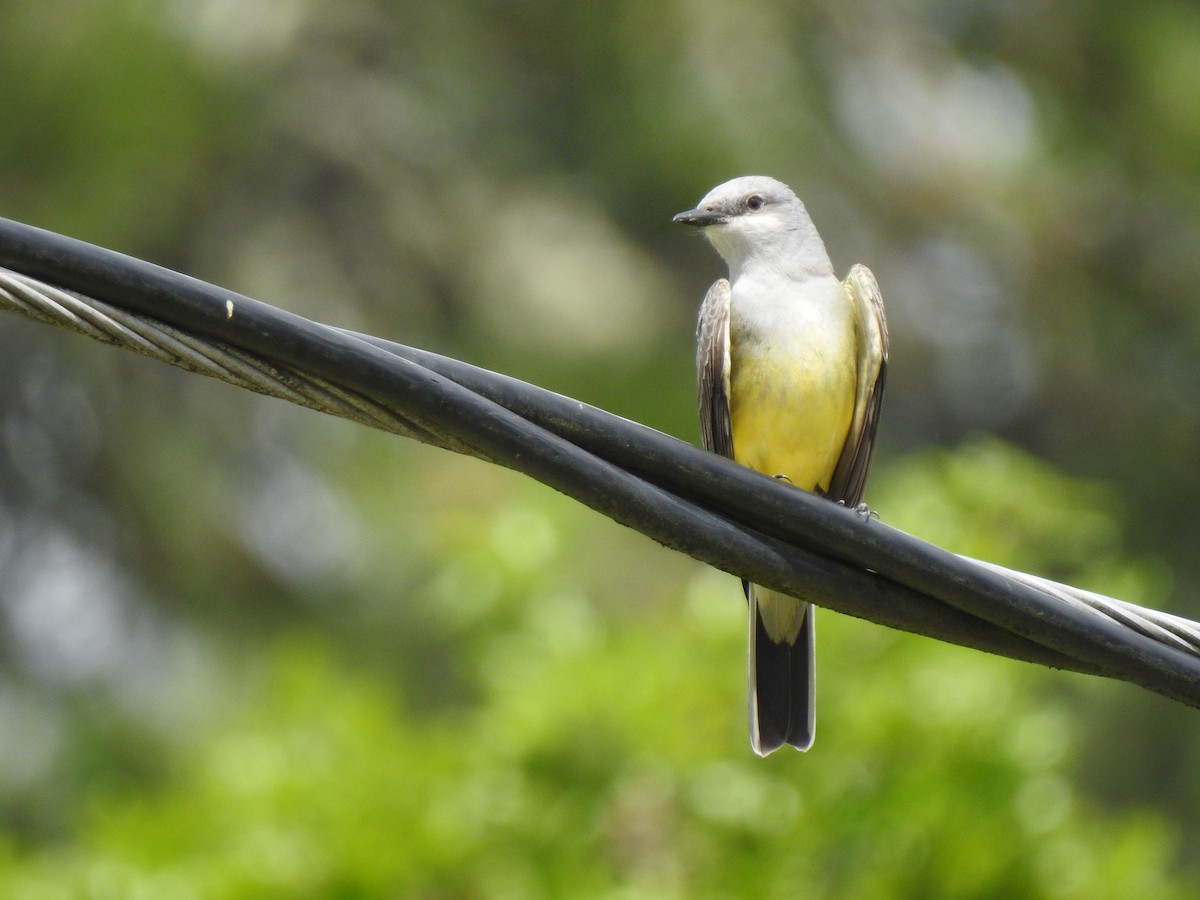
<box><xmin>673</xmin><ymin>176</ymin><xmax>832</xmax><ymax>279</ymax></box>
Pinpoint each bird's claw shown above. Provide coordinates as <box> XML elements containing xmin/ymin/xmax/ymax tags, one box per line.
<box><xmin>833</xmin><ymin>499</ymin><xmax>879</xmax><ymax>522</ymax></box>
<box><xmin>782</xmin><ymin>480</ymin><xmax>877</xmax><ymax>521</ymax></box>
<box><xmin>854</xmin><ymin>501</ymin><xmax>878</xmax><ymax>522</ymax></box>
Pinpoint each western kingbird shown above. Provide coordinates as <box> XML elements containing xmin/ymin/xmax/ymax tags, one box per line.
<box><xmin>674</xmin><ymin>176</ymin><xmax>888</xmax><ymax>755</ymax></box>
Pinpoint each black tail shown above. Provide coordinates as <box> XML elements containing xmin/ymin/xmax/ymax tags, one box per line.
<box><xmin>748</xmin><ymin>598</ymin><xmax>815</xmax><ymax>755</ymax></box>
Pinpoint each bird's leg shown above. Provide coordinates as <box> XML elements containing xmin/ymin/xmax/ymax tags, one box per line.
<box><xmin>813</xmin><ymin>484</ymin><xmax>880</xmax><ymax>522</ymax></box>
<box><xmin>831</xmin><ymin>498</ymin><xmax>878</xmax><ymax>522</ymax></box>
<box><xmin>780</xmin><ymin>476</ymin><xmax>876</xmax><ymax>521</ymax></box>
<box><xmin>851</xmin><ymin>502</ymin><xmax>879</xmax><ymax>522</ymax></box>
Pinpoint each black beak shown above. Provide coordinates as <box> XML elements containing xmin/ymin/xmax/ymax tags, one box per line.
<box><xmin>672</xmin><ymin>207</ymin><xmax>729</xmax><ymax>227</ymax></box>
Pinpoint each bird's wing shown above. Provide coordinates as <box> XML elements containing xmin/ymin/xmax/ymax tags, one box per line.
<box><xmin>828</xmin><ymin>264</ymin><xmax>889</xmax><ymax>506</ymax></box>
<box><xmin>696</xmin><ymin>278</ymin><xmax>734</xmax><ymax>459</ymax></box>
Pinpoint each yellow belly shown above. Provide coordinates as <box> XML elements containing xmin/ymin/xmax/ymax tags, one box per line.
<box><xmin>729</xmin><ymin>341</ymin><xmax>856</xmax><ymax>492</ymax></box>
<box><xmin>730</xmin><ymin>334</ymin><xmax>856</xmax><ymax>643</ymax></box>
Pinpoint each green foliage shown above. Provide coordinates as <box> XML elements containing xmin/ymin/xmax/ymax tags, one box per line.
<box><xmin>2</xmin><ymin>0</ymin><xmax>1200</xmax><ymax>893</ymax></box>
<box><xmin>0</xmin><ymin>442</ymin><xmax>1190</xmax><ymax>897</ymax></box>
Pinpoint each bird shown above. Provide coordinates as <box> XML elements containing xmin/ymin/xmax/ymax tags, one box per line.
<box><xmin>673</xmin><ymin>176</ymin><xmax>888</xmax><ymax>755</ymax></box>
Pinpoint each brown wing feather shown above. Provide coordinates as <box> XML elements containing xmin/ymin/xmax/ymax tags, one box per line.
<box><xmin>696</xmin><ymin>278</ymin><xmax>734</xmax><ymax>460</ymax></box>
<box><xmin>827</xmin><ymin>264</ymin><xmax>889</xmax><ymax>506</ymax></box>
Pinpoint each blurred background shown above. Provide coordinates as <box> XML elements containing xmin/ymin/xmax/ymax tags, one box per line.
<box><xmin>1</xmin><ymin>0</ymin><xmax>1198</xmax><ymax>895</ymax></box>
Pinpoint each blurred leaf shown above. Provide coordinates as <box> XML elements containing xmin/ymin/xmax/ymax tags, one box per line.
<box><xmin>2</xmin><ymin>0</ymin><xmax>1200</xmax><ymax>892</ymax></box>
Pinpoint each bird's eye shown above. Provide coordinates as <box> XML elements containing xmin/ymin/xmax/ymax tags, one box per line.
<box><xmin>746</xmin><ymin>194</ymin><xmax>764</xmax><ymax>212</ymax></box>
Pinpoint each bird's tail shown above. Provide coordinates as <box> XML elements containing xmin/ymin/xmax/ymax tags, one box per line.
<box><xmin>748</xmin><ymin>588</ymin><xmax>815</xmax><ymax>755</ymax></box>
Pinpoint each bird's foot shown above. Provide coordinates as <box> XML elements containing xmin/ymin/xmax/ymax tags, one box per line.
<box><xmin>836</xmin><ymin>500</ymin><xmax>879</xmax><ymax>522</ymax></box>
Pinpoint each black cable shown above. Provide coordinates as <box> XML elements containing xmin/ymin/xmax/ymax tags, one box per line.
<box><xmin>2</xmin><ymin>216</ymin><xmax>1199</xmax><ymax>708</ymax></box>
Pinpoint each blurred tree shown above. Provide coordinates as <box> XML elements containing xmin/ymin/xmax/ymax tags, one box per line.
<box><xmin>0</xmin><ymin>0</ymin><xmax>1199</xmax><ymax>892</ymax></box>
<box><xmin>0</xmin><ymin>444</ymin><xmax>1191</xmax><ymax>897</ymax></box>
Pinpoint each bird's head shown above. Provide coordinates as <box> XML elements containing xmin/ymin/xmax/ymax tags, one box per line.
<box><xmin>673</xmin><ymin>176</ymin><xmax>830</xmax><ymax>278</ymax></box>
